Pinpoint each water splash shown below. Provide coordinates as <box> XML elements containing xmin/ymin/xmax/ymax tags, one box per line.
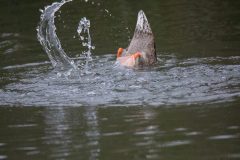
<box><xmin>77</xmin><ymin>17</ymin><xmax>95</xmax><ymax>73</ymax></box>
<box><xmin>37</xmin><ymin>0</ymin><xmax>76</xmax><ymax>70</ymax></box>
<box><xmin>1</xmin><ymin>55</ymin><xmax>240</xmax><ymax>107</ymax></box>
<box><xmin>37</xmin><ymin>0</ymin><xmax>94</xmax><ymax>76</ymax></box>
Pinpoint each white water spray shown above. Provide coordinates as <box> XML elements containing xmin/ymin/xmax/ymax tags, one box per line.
<box><xmin>37</xmin><ymin>0</ymin><xmax>76</xmax><ymax>70</ymax></box>
<box><xmin>77</xmin><ymin>17</ymin><xmax>95</xmax><ymax>73</ymax></box>
<box><xmin>37</xmin><ymin>0</ymin><xmax>94</xmax><ymax>76</ymax></box>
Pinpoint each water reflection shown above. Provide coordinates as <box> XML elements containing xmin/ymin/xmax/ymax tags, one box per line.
<box><xmin>84</xmin><ymin>108</ymin><xmax>100</xmax><ymax>160</ymax></box>
<box><xmin>42</xmin><ymin>107</ymin><xmax>101</xmax><ymax>160</ymax></box>
<box><xmin>0</xmin><ymin>33</ymin><xmax>20</xmax><ymax>55</ymax></box>
<box><xmin>184</xmin><ymin>131</ymin><xmax>202</xmax><ymax>136</ymax></box>
<box><xmin>0</xmin><ymin>104</ymin><xmax>239</xmax><ymax>159</ymax></box>
<box><xmin>208</xmin><ymin>134</ymin><xmax>238</xmax><ymax>140</ymax></box>
<box><xmin>158</xmin><ymin>140</ymin><xmax>191</xmax><ymax>148</ymax></box>
<box><xmin>43</xmin><ymin>107</ymin><xmax>72</xmax><ymax>159</ymax></box>
<box><xmin>133</xmin><ymin>109</ymin><xmax>161</xmax><ymax>159</ymax></box>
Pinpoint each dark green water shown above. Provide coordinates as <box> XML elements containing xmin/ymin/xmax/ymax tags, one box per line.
<box><xmin>0</xmin><ymin>103</ymin><xmax>240</xmax><ymax>160</ymax></box>
<box><xmin>0</xmin><ymin>0</ymin><xmax>240</xmax><ymax>159</ymax></box>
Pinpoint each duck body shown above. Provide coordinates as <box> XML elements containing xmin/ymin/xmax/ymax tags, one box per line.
<box><xmin>116</xmin><ymin>10</ymin><xmax>157</xmax><ymax>68</ymax></box>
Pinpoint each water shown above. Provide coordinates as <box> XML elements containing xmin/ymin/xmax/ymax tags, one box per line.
<box><xmin>76</xmin><ymin>17</ymin><xmax>95</xmax><ymax>73</ymax></box>
<box><xmin>0</xmin><ymin>0</ymin><xmax>240</xmax><ymax>159</ymax></box>
<box><xmin>0</xmin><ymin>104</ymin><xmax>240</xmax><ymax>160</ymax></box>
<box><xmin>1</xmin><ymin>54</ymin><xmax>240</xmax><ymax>106</ymax></box>
<box><xmin>37</xmin><ymin>0</ymin><xmax>77</xmax><ymax>70</ymax></box>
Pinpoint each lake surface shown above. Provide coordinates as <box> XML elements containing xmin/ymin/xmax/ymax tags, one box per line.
<box><xmin>0</xmin><ymin>0</ymin><xmax>240</xmax><ymax>159</ymax></box>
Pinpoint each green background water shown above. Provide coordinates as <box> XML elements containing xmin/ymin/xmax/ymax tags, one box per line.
<box><xmin>1</xmin><ymin>0</ymin><xmax>240</xmax><ymax>67</ymax></box>
<box><xmin>0</xmin><ymin>0</ymin><xmax>240</xmax><ymax>159</ymax></box>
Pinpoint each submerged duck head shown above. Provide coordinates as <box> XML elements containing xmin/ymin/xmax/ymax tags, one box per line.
<box><xmin>116</xmin><ymin>10</ymin><xmax>157</xmax><ymax>67</ymax></box>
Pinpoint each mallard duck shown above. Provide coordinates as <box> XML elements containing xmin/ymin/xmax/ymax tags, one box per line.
<box><xmin>116</xmin><ymin>10</ymin><xmax>157</xmax><ymax>67</ymax></box>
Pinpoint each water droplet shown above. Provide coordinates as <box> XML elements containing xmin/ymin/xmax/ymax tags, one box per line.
<box><xmin>57</xmin><ymin>72</ymin><xmax>62</xmax><ymax>77</ymax></box>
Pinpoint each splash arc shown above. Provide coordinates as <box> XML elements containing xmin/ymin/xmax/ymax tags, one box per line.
<box><xmin>37</xmin><ymin>0</ymin><xmax>77</xmax><ymax>70</ymax></box>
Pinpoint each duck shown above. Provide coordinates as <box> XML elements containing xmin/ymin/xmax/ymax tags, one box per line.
<box><xmin>116</xmin><ymin>10</ymin><xmax>157</xmax><ymax>68</ymax></box>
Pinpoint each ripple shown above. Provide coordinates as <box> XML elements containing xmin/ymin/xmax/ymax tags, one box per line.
<box><xmin>208</xmin><ymin>134</ymin><xmax>238</xmax><ymax>140</ymax></box>
<box><xmin>228</xmin><ymin>154</ymin><xmax>240</xmax><ymax>159</ymax></box>
<box><xmin>158</xmin><ymin>140</ymin><xmax>192</xmax><ymax>148</ymax></box>
<box><xmin>175</xmin><ymin>128</ymin><xmax>187</xmax><ymax>132</ymax></box>
<box><xmin>134</xmin><ymin>130</ymin><xmax>157</xmax><ymax>136</ymax></box>
<box><xmin>8</xmin><ymin>124</ymin><xmax>37</xmax><ymax>128</ymax></box>
<box><xmin>26</xmin><ymin>150</ymin><xmax>40</xmax><ymax>156</ymax></box>
<box><xmin>0</xmin><ymin>155</ymin><xmax>7</xmax><ymax>160</ymax></box>
<box><xmin>227</xmin><ymin>126</ymin><xmax>239</xmax><ymax>130</ymax></box>
<box><xmin>184</xmin><ymin>131</ymin><xmax>202</xmax><ymax>136</ymax></box>
<box><xmin>0</xmin><ymin>33</ymin><xmax>21</xmax><ymax>55</ymax></box>
<box><xmin>17</xmin><ymin>147</ymin><xmax>37</xmax><ymax>151</ymax></box>
<box><xmin>134</xmin><ymin>125</ymin><xmax>159</xmax><ymax>136</ymax></box>
<box><xmin>102</xmin><ymin>132</ymin><xmax>123</xmax><ymax>137</ymax></box>
<box><xmin>0</xmin><ymin>55</ymin><xmax>240</xmax><ymax>107</ymax></box>
<box><xmin>0</xmin><ymin>143</ymin><xmax>5</xmax><ymax>147</ymax></box>
<box><xmin>3</xmin><ymin>61</ymin><xmax>50</xmax><ymax>70</ymax></box>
